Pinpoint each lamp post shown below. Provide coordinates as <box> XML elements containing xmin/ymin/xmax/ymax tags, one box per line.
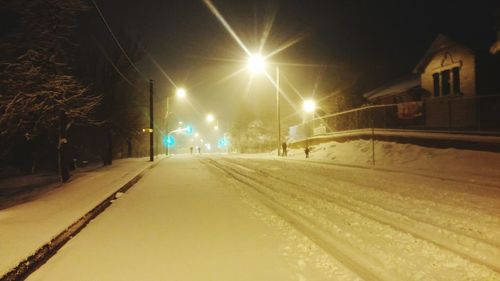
<box><xmin>165</xmin><ymin>87</ymin><xmax>187</xmax><ymax>155</ymax></box>
<box><xmin>302</xmin><ymin>99</ymin><xmax>316</xmax><ymax>138</ymax></box>
<box><xmin>149</xmin><ymin>79</ymin><xmax>154</xmax><ymax>162</ymax></box>
<box><xmin>206</xmin><ymin>114</ymin><xmax>220</xmax><ymax>131</ymax></box>
<box><xmin>247</xmin><ymin>54</ymin><xmax>281</xmax><ymax>156</ymax></box>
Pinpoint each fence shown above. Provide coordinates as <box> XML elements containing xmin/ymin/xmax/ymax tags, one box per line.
<box><xmin>289</xmin><ymin>95</ymin><xmax>500</xmax><ymax>140</ymax></box>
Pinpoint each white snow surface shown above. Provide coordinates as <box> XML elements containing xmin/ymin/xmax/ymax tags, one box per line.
<box><xmin>0</xmin><ymin>157</ymin><xmax>157</xmax><ymax>277</ymax></box>
<box><xmin>278</xmin><ymin>139</ymin><xmax>500</xmax><ymax>186</ymax></box>
<box><xmin>2</xmin><ymin>140</ymin><xmax>500</xmax><ymax>280</ymax></box>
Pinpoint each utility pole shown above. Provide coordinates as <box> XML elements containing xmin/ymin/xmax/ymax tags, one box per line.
<box><xmin>149</xmin><ymin>79</ymin><xmax>154</xmax><ymax>162</ymax></box>
<box><xmin>276</xmin><ymin>66</ymin><xmax>281</xmax><ymax>156</ymax></box>
<box><xmin>166</xmin><ymin>96</ymin><xmax>170</xmax><ymax>156</ymax></box>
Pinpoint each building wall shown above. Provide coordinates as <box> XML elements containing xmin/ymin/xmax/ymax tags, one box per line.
<box><xmin>420</xmin><ymin>44</ymin><xmax>477</xmax><ymax>128</ymax></box>
<box><xmin>421</xmin><ymin>45</ymin><xmax>476</xmax><ymax>97</ymax></box>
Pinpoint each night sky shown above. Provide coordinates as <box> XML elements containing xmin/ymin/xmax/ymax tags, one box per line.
<box><xmin>76</xmin><ymin>0</ymin><xmax>500</xmax><ymax>128</ymax></box>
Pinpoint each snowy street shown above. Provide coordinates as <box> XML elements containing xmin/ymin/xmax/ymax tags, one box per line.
<box><xmin>25</xmin><ymin>155</ymin><xmax>500</xmax><ymax>281</ymax></box>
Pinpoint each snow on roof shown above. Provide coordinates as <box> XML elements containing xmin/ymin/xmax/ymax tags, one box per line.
<box><xmin>362</xmin><ymin>75</ymin><xmax>420</xmax><ymax>101</ymax></box>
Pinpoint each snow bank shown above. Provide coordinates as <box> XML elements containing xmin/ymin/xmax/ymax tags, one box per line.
<box><xmin>274</xmin><ymin>140</ymin><xmax>500</xmax><ymax>183</ymax></box>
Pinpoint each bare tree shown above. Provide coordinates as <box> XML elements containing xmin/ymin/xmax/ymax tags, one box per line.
<box><xmin>0</xmin><ymin>0</ymin><xmax>101</xmax><ymax>180</ymax></box>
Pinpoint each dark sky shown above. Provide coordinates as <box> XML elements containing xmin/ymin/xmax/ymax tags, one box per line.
<box><xmin>92</xmin><ymin>0</ymin><xmax>500</xmax><ymax>131</ymax></box>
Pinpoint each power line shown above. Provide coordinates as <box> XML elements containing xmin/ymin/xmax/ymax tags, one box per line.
<box><xmin>95</xmin><ymin>40</ymin><xmax>138</xmax><ymax>91</ymax></box>
<box><xmin>88</xmin><ymin>0</ymin><xmax>148</xmax><ymax>82</ymax></box>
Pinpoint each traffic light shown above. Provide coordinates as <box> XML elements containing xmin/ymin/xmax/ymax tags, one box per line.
<box><xmin>162</xmin><ymin>135</ymin><xmax>175</xmax><ymax>147</ymax></box>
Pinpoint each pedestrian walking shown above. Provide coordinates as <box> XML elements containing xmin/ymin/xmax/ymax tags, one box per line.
<box><xmin>281</xmin><ymin>142</ymin><xmax>288</xmax><ymax>157</ymax></box>
<box><xmin>190</xmin><ymin>146</ymin><xmax>193</xmax><ymax>155</ymax></box>
<box><xmin>304</xmin><ymin>146</ymin><xmax>310</xmax><ymax>158</ymax></box>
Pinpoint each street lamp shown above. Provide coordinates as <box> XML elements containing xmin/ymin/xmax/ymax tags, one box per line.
<box><xmin>165</xmin><ymin>87</ymin><xmax>187</xmax><ymax>155</ymax></box>
<box><xmin>303</xmin><ymin>99</ymin><xmax>316</xmax><ymax>113</ymax></box>
<box><xmin>247</xmin><ymin>54</ymin><xmax>266</xmax><ymax>73</ymax></box>
<box><xmin>247</xmin><ymin>54</ymin><xmax>281</xmax><ymax>156</ymax></box>
<box><xmin>176</xmin><ymin>88</ymin><xmax>187</xmax><ymax>98</ymax></box>
<box><xmin>303</xmin><ymin>99</ymin><xmax>317</xmax><ymax>140</ymax></box>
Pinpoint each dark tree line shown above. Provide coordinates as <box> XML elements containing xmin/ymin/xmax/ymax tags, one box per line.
<box><xmin>0</xmin><ymin>0</ymin><xmax>148</xmax><ymax>181</ymax></box>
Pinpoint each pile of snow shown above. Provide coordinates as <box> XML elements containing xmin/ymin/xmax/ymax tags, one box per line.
<box><xmin>280</xmin><ymin>140</ymin><xmax>500</xmax><ymax>181</ymax></box>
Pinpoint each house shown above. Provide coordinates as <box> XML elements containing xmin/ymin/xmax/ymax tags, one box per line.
<box><xmin>413</xmin><ymin>34</ymin><xmax>500</xmax><ymax>129</ymax></box>
<box><xmin>362</xmin><ymin>33</ymin><xmax>499</xmax><ymax>130</ymax></box>
<box><xmin>362</xmin><ymin>74</ymin><xmax>424</xmax><ymax>104</ymax></box>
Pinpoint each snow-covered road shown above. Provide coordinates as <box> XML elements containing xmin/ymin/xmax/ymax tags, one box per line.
<box><xmin>27</xmin><ymin>155</ymin><xmax>500</xmax><ymax>280</ymax></box>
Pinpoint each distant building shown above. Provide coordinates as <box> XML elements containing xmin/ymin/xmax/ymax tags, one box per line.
<box><xmin>362</xmin><ymin>74</ymin><xmax>423</xmax><ymax>104</ymax></box>
<box><xmin>362</xmin><ymin>33</ymin><xmax>499</xmax><ymax>130</ymax></box>
<box><xmin>413</xmin><ymin>34</ymin><xmax>499</xmax><ymax>128</ymax></box>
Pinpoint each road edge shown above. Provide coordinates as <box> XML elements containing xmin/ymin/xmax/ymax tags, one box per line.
<box><xmin>0</xmin><ymin>158</ymin><xmax>164</xmax><ymax>281</ymax></box>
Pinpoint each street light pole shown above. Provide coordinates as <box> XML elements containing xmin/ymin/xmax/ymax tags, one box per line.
<box><xmin>149</xmin><ymin>79</ymin><xmax>154</xmax><ymax>162</ymax></box>
<box><xmin>246</xmin><ymin>54</ymin><xmax>281</xmax><ymax>156</ymax></box>
<box><xmin>276</xmin><ymin>66</ymin><xmax>281</xmax><ymax>156</ymax></box>
<box><xmin>165</xmin><ymin>88</ymin><xmax>187</xmax><ymax>156</ymax></box>
<box><xmin>165</xmin><ymin>96</ymin><xmax>170</xmax><ymax>156</ymax></box>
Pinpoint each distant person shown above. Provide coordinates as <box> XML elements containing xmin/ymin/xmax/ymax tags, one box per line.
<box><xmin>281</xmin><ymin>142</ymin><xmax>287</xmax><ymax>157</ymax></box>
<box><xmin>190</xmin><ymin>147</ymin><xmax>193</xmax><ymax>155</ymax></box>
<box><xmin>197</xmin><ymin>146</ymin><xmax>201</xmax><ymax>154</ymax></box>
<box><xmin>304</xmin><ymin>146</ymin><xmax>310</xmax><ymax>158</ymax></box>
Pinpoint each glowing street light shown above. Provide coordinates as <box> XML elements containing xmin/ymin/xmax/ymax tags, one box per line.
<box><xmin>206</xmin><ymin>114</ymin><xmax>215</xmax><ymax>123</ymax></box>
<box><xmin>166</xmin><ymin>88</ymin><xmax>188</xmax><ymax>155</ymax></box>
<box><xmin>247</xmin><ymin>53</ymin><xmax>266</xmax><ymax>73</ymax></box>
<box><xmin>176</xmin><ymin>87</ymin><xmax>187</xmax><ymax>98</ymax></box>
<box><xmin>303</xmin><ymin>99</ymin><xmax>316</xmax><ymax>113</ymax></box>
<box><xmin>247</xmin><ymin>53</ymin><xmax>281</xmax><ymax>156</ymax></box>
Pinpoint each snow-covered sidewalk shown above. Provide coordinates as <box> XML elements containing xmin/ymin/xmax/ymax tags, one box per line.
<box><xmin>0</xmin><ymin>157</ymin><xmax>161</xmax><ymax>277</ymax></box>
<box><xmin>25</xmin><ymin>156</ymin><xmax>341</xmax><ymax>281</ymax></box>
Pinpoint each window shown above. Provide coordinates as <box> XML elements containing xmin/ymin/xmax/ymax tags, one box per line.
<box><xmin>432</xmin><ymin>73</ymin><xmax>440</xmax><ymax>97</ymax></box>
<box><xmin>432</xmin><ymin>67</ymin><xmax>460</xmax><ymax>97</ymax></box>
<box><xmin>441</xmin><ymin>70</ymin><xmax>450</xmax><ymax>96</ymax></box>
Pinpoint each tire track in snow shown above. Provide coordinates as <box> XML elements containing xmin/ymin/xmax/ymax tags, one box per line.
<box><xmin>215</xmin><ymin>158</ymin><xmax>500</xmax><ymax>277</ymax></box>
<box><xmin>203</xmin><ymin>158</ymin><xmax>402</xmax><ymax>281</ymax></box>
<box><xmin>231</xmin><ymin>158</ymin><xmax>500</xmax><ymax>248</ymax></box>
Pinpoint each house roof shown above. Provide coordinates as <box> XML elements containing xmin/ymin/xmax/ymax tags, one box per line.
<box><xmin>362</xmin><ymin>74</ymin><xmax>420</xmax><ymax>101</ymax></box>
<box><xmin>412</xmin><ymin>34</ymin><xmax>475</xmax><ymax>74</ymax></box>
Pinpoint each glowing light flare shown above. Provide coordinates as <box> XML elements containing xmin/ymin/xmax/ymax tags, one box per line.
<box><xmin>303</xmin><ymin>99</ymin><xmax>316</xmax><ymax>113</ymax></box>
<box><xmin>143</xmin><ymin>48</ymin><xmax>177</xmax><ymax>88</ymax></box>
<box><xmin>206</xmin><ymin>114</ymin><xmax>215</xmax><ymax>123</ymax></box>
<box><xmin>247</xmin><ymin>54</ymin><xmax>266</xmax><ymax>73</ymax></box>
<box><xmin>218</xmin><ymin>137</ymin><xmax>229</xmax><ymax>148</ymax></box>
<box><xmin>258</xmin><ymin>9</ymin><xmax>277</xmax><ymax>53</ymax></box>
<box><xmin>202</xmin><ymin>0</ymin><xmax>250</xmax><ymax>55</ymax></box>
<box><xmin>265</xmin><ymin>33</ymin><xmax>308</xmax><ymax>59</ymax></box>
<box><xmin>162</xmin><ymin>135</ymin><xmax>175</xmax><ymax>147</ymax></box>
<box><xmin>176</xmin><ymin>88</ymin><xmax>187</xmax><ymax>98</ymax></box>
<box><xmin>263</xmin><ymin>71</ymin><xmax>300</xmax><ymax>112</ymax></box>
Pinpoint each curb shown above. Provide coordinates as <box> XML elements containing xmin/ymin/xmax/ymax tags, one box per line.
<box><xmin>0</xmin><ymin>159</ymin><xmax>163</xmax><ymax>281</ymax></box>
